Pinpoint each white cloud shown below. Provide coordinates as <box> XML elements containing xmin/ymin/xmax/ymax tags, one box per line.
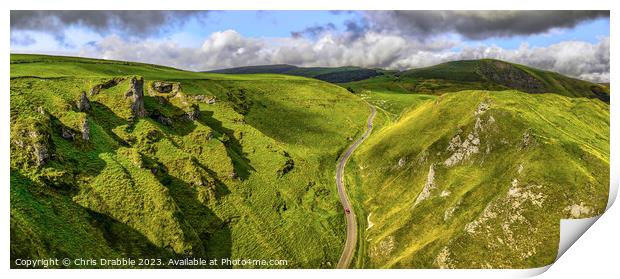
<box><xmin>78</xmin><ymin>30</ymin><xmax>609</xmax><ymax>83</ymax></box>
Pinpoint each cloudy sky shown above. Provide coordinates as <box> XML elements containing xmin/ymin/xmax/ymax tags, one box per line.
<box><xmin>10</xmin><ymin>10</ymin><xmax>610</xmax><ymax>82</ymax></box>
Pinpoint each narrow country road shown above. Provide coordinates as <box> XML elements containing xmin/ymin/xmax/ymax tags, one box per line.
<box><xmin>336</xmin><ymin>105</ymin><xmax>376</xmax><ymax>269</ymax></box>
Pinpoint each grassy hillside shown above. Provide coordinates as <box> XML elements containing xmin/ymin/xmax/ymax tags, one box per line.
<box><xmin>350</xmin><ymin>90</ymin><xmax>609</xmax><ymax>268</ymax></box>
<box><xmin>10</xmin><ymin>54</ymin><xmax>370</xmax><ymax>268</ymax></box>
<box><xmin>210</xmin><ymin>64</ymin><xmax>384</xmax><ymax>83</ymax></box>
<box><xmin>10</xmin><ymin>54</ymin><xmax>610</xmax><ymax>269</ymax></box>
<box><xmin>342</xmin><ymin>59</ymin><xmax>610</xmax><ymax>101</ymax></box>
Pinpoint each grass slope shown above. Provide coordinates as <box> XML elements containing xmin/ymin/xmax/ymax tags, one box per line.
<box><xmin>351</xmin><ymin>90</ymin><xmax>609</xmax><ymax>268</ymax></box>
<box><xmin>10</xmin><ymin>54</ymin><xmax>369</xmax><ymax>268</ymax></box>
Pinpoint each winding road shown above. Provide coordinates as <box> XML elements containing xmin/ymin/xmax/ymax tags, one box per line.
<box><xmin>336</xmin><ymin>105</ymin><xmax>376</xmax><ymax>269</ymax></box>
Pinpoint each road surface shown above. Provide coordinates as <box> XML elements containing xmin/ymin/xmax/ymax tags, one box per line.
<box><xmin>336</xmin><ymin>105</ymin><xmax>376</xmax><ymax>269</ymax></box>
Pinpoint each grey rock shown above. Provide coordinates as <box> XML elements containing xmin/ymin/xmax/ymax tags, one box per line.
<box><xmin>77</xmin><ymin>91</ymin><xmax>91</xmax><ymax>112</ymax></box>
<box><xmin>152</xmin><ymin>81</ymin><xmax>173</xmax><ymax>93</ymax></box>
<box><xmin>186</xmin><ymin>104</ymin><xmax>200</xmax><ymax>121</ymax></box>
<box><xmin>126</xmin><ymin>77</ymin><xmax>147</xmax><ymax>117</ymax></box>
<box><xmin>81</xmin><ymin>119</ymin><xmax>90</xmax><ymax>141</ymax></box>
<box><xmin>89</xmin><ymin>86</ymin><xmax>100</xmax><ymax>96</ymax></box>
<box><xmin>61</xmin><ymin>127</ymin><xmax>75</xmax><ymax>140</ymax></box>
<box><xmin>29</xmin><ymin>130</ymin><xmax>51</xmax><ymax>167</ymax></box>
<box><xmin>478</xmin><ymin>61</ymin><xmax>546</xmax><ymax>93</ymax></box>
<box><xmin>172</xmin><ymin>83</ymin><xmax>181</xmax><ymax>93</ymax></box>
<box><xmin>89</xmin><ymin>77</ymin><xmax>123</xmax><ymax>96</ymax></box>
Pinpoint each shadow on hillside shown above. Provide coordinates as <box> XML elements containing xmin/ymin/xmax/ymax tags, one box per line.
<box><xmin>158</xmin><ymin>171</ymin><xmax>233</xmax><ymax>267</ymax></box>
<box><xmin>10</xmin><ymin>170</ymin><xmax>180</xmax><ymax>267</ymax></box>
<box><xmin>19</xmin><ymin>90</ymin><xmax>240</xmax><ymax>266</ymax></box>
<box><xmin>85</xmin><ymin>208</ymin><xmax>180</xmax><ymax>261</ymax></box>
<box><xmin>143</xmin><ymin>96</ymin><xmax>198</xmax><ymax>137</ymax></box>
<box><xmin>243</xmin><ymin>99</ymin><xmax>336</xmax><ymax>147</ymax></box>
<box><xmin>90</xmin><ymin>101</ymin><xmax>132</xmax><ymax>146</ymax></box>
<box><xmin>141</xmin><ymin>94</ymin><xmax>255</xmax><ymax>180</ymax></box>
<box><xmin>198</xmin><ymin>110</ymin><xmax>254</xmax><ymax>181</ymax></box>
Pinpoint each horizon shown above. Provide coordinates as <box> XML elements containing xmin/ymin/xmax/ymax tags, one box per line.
<box><xmin>11</xmin><ymin>53</ymin><xmax>601</xmax><ymax>84</ymax></box>
<box><xmin>10</xmin><ymin>10</ymin><xmax>610</xmax><ymax>82</ymax></box>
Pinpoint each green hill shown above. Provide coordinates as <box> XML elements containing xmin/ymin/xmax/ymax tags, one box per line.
<box><xmin>10</xmin><ymin>54</ymin><xmax>370</xmax><ymax>268</ymax></box>
<box><xmin>348</xmin><ymin>90</ymin><xmax>609</xmax><ymax>268</ymax></box>
<box><xmin>342</xmin><ymin>59</ymin><xmax>610</xmax><ymax>102</ymax></box>
<box><xmin>209</xmin><ymin>64</ymin><xmax>385</xmax><ymax>83</ymax></box>
<box><xmin>10</xmin><ymin>54</ymin><xmax>610</xmax><ymax>269</ymax></box>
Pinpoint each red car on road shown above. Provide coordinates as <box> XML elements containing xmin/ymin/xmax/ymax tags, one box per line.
<box><xmin>345</xmin><ymin>208</ymin><xmax>351</xmax><ymax>214</ymax></box>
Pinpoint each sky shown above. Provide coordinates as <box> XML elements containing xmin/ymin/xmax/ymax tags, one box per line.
<box><xmin>10</xmin><ymin>10</ymin><xmax>610</xmax><ymax>82</ymax></box>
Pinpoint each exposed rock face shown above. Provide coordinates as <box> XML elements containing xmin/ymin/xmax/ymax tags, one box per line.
<box><xmin>12</xmin><ymin>119</ymin><xmax>55</xmax><ymax>167</ymax></box>
<box><xmin>81</xmin><ymin>118</ymin><xmax>90</xmax><ymax>141</ymax></box>
<box><xmin>522</xmin><ymin>131</ymin><xmax>532</xmax><ymax>146</ymax></box>
<box><xmin>194</xmin><ymin>95</ymin><xmax>217</xmax><ymax>104</ymax></box>
<box><xmin>435</xmin><ymin>247</ymin><xmax>453</xmax><ymax>269</ymax></box>
<box><xmin>477</xmin><ymin>61</ymin><xmax>546</xmax><ymax>93</ymax></box>
<box><xmin>152</xmin><ymin>81</ymin><xmax>173</xmax><ymax>93</ymax></box>
<box><xmin>15</xmin><ymin>110</ymin><xmax>55</xmax><ymax>166</ymax></box>
<box><xmin>149</xmin><ymin>110</ymin><xmax>173</xmax><ymax>126</ymax></box>
<box><xmin>61</xmin><ymin>127</ymin><xmax>75</xmax><ymax>140</ymax></box>
<box><xmin>89</xmin><ymin>77</ymin><xmax>123</xmax><ymax>96</ymax></box>
<box><xmin>370</xmin><ymin>235</ymin><xmax>395</xmax><ymax>258</ymax></box>
<box><xmin>30</xmin><ymin>129</ymin><xmax>52</xmax><ymax>167</ymax></box>
<box><xmin>443</xmin><ymin>133</ymin><xmax>480</xmax><ymax>167</ymax></box>
<box><xmin>125</xmin><ymin>77</ymin><xmax>147</xmax><ymax>117</ymax></box>
<box><xmin>444</xmin><ymin>101</ymin><xmax>495</xmax><ymax>167</ymax></box>
<box><xmin>565</xmin><ymin>202</ymin><xmax>593</xmax><ymax>218</ymax></box>
<box><xmin>172</xmin><ymin>83</ymin><xmax>181</xmax><ymax>93</ymax></box>
<box><xmin>77</xmin><ymin>91</ymin><xmax>91</xmax><ymax>112</ymax></box>
<box><xmin>186</xmin><ymin>104</ymin><xmax>201</xmax><ymax>121</ymax></box>
<box><xmin>414</xmin><ymin>164</ymin><xmax>436</xmax><ymax>206</ymax></box>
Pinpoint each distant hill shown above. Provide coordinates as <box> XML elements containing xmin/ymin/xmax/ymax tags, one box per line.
<box><xmin>400</xmin><ymin>59</ymin><xmax>609</xmax><ymax>100</ymax></box>
<box><xmin>209</xmin><ymin>64</ymin><xmax>385</xmax><ymax>83</ymax></box>
<box><xmin>213</xmin><ymin>60</ymin><xmax>609</xmax><ymax>102</ymax></box>
<box><xmin>344</xmin><ymin>59</ymin><xmax>609</xmax><ymax>102</ymax></box>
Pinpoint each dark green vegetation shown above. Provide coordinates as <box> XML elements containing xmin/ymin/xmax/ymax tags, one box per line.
<box><xmin>209</xmin><ymin>64</ymin><xmax>385</xmax><ymax>83</ymax></box>
<box><xmin>10</xmin><ymin>54</ymin><xmax>369</xmax><ymax>268</ymax></box>
<box><xmin>10</xmin><ymin>54</ymin><xmax>610</xmax><ymax>269</ymax></box>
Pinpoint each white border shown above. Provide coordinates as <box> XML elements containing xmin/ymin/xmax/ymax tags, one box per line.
<box><xmin>2</xmin><ymin>1</ymin><xmax>617</xmax><ymax>279</ymax></box>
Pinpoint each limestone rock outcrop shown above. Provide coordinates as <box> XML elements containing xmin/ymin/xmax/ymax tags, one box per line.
<box><xmin>77</xmin><ymin>91</ymin><xmax>91</xmax><ymax>112</ymax></box>
<box><xmin>125</xmin><ymin>77</ymin><xmax>147</xmax><ymax>117</ymax></box>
